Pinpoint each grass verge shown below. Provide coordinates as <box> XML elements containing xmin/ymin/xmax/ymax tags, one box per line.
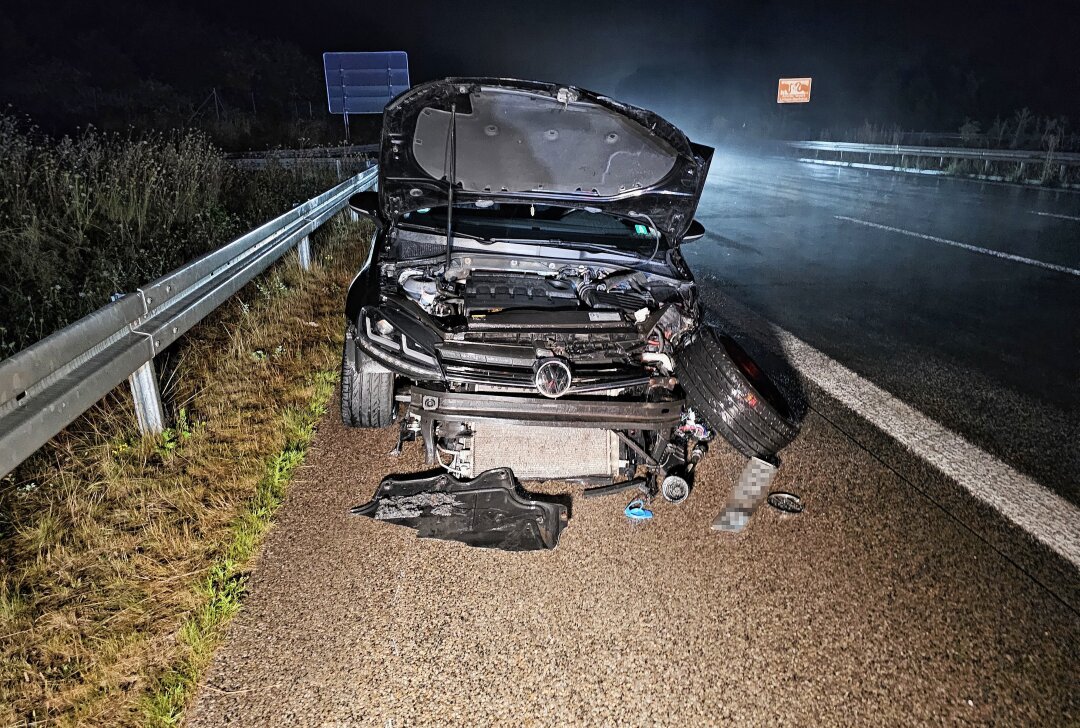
<box><xmin>0</xmin><ymin>216</ymin><xmax>370</xmax><ymax>726</ymax></box>
<box><xmin>139</xmin><ymin>371</ymin><xmax>335</xmax><ymax>726</ymax></box>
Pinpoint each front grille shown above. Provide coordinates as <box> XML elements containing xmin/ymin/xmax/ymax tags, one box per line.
<box><xmin>442</xmin><ymin>361</ymin><xmax>648</xmax><ymax>392</ymax></box>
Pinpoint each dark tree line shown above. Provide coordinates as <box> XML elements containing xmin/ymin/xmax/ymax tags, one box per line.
<box><xmin>0</xmin><ymin>2</ymin><xmax>377</xmax><ymax>149</ymax></box>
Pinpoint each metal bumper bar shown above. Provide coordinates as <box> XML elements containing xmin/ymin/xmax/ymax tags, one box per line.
<box><xmin>409</xmin><ymin>387</ymin><xmax>684</xmax><ymax>430</ymax></box>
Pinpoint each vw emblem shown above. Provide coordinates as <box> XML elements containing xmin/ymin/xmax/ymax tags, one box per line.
<box><xmin>534</xmin><ymin>358</ymin><xmax>572</xmax><ymax>398</ymax></box>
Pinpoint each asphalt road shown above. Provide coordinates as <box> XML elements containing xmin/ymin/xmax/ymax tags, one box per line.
<box><xmin>686</xmin><ymin>152</ymin><xmax>1080</xmax><ymax>503</ymax></box>
<box><xmin>187</xmin><ymin>161</ymin><xmax>1079</xmax><ymax>726</ymax></box>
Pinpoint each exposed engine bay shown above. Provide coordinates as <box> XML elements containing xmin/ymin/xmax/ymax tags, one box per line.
<box><xmin>363</xmin><ymin>237</ymin><xmax>709</xmax><ymax>497</ymax></box>
<box><xmin>387</xmin><ymin>242</ymin><xmax>691</xmax><ymax>326</ymax></box>
<box><xmin>372</xmin><ymin>240</ymin><xmax>696</xmax><ymax>394</ymax></box>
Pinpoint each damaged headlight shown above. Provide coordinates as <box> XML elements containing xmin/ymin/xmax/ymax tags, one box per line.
<box><xmin>374</xmin><ymin>318</ymin><xmax>395</xmax><ymax>337</ymax></box>
<box><xmin>363</xmin><ymin>312</ymin><xmax>438</xmax><ymax>367</ymax></box>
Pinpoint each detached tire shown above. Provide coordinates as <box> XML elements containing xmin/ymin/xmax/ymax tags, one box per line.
<box><xmin>341</xmin><ymin>332</ymin><xmax>395</xmax><ymax>428</ymax></box>
<box><xmin>677</xmin><ymin>326</ymin><xmax>799</xmax><ymax>458</ymax></box>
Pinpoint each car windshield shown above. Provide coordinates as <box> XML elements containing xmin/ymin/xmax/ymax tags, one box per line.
<box><xmin>399</xmin><ymin>203</ymin><xmax>663</xmax><ymax>255</ymax></box>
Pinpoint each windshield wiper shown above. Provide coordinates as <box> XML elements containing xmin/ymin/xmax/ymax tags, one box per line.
<box><xmin>398</xmin><ymin>223</ymin><xmax>490</xmax><ymax>244</ymax></box>
<box><xmin>491</xmin><ymin>238</ymin><xmax>649</xmax><ymax>257</ymax></box>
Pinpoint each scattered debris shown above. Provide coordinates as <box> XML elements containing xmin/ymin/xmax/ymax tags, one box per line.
<box><xmin>660</xmin><ymin>474</ymin><xmax>690</xmax><ymax>504</ymax></box>
<box><xmin>712</xmin><ymin>456</ymin><xmax>779</xmax><ymax>532</ymax></box>
<box><xmin>767</xmin><ymin>492</ymin><xmax>804</xmax><ymax>514</ymax></box>
<box><xmin>624</xmin><ymin>499</ymin><xmax>654</xmax><ymax>520</ymax></box>
<box><xmin>352</xmin><ymin>468</ymin><xmax>570</xmax><ymax>551</ymax></box>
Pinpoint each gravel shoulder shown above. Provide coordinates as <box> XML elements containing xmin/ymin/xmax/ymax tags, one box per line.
<box><xmin>188</xmin><ymin>387</ymin><xmax>1079</xmax><ymax>726</ymax></box>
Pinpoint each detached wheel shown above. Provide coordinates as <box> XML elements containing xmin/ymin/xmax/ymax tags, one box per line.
<box><xmin>341</xmin><ymin>331</ymin><xmax>395</xmax><ymax>428</ymax></box>
<box><xmin>677</xmin><ymin>326</ymin><xmax>799</xmax><ymax>458</ymax></box>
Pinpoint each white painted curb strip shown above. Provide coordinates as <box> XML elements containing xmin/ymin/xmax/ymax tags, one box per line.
<box><xmin>774</xmin><ymin>326</ymin><xmax>1080</xmax><ymax>569</ymax></box>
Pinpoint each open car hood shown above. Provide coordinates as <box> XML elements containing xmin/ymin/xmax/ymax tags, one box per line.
<box><xmin>378</xmin><ymin>78</ymin><xmax>714</xmax><ymax>242</ymax></box>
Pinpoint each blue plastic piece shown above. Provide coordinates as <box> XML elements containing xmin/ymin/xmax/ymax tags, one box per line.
<box><xmin>624</xmin><ymin>499</ymin><xmax>653</xmax><ymax>520</ymax></box>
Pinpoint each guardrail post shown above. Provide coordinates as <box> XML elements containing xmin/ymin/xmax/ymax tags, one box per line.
<box><xmin>128</xmin><ymin>360</ymin><xmax>165</xmax><ymax>435</ymax></box>
<box><xmin>297</xmin><ymin>235</ymin><xmax>312</xmax><ymax>271</ymax></box>
<box><xmin>349</xmin><ymin>208</ymin><xmax>359</xmax><ymax>223</ymax></box>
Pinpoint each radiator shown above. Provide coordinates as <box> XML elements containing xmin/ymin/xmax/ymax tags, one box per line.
<box><xmin>468</xmin><ymin>424</ymin><xmax>623</xmax><ymax>480</ymax></box>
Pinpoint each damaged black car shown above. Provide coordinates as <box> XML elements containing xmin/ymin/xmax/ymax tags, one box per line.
<box><xmin>342</xmin><ymin>78</ymin><xmax>799</xmax><ymax>548</ymax></box>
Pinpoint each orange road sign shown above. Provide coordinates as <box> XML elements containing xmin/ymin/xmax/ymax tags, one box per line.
<box><xmin>777</xmin><ymin>77</ymin><xmax>812</xmax><ymax>103</ymax></box>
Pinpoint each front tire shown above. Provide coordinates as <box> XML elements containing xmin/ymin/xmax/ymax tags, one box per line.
<box><xmin>341</xmin><ymin>331</ymin><xmax>395</xmax><ymax>428</ymax></box>
<box><xmin>677</xmin><ymin>326</ymin><xmax>799</xmax><ymax>459</ymax></box>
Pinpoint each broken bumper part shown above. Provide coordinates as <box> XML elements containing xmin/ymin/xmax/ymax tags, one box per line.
<box><xmin>351</xmin><ymin>468</ymin><xmax>570</xmax><ymax>551</ymax></box>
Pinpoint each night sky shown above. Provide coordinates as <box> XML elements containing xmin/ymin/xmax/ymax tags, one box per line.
<box><xmin>3</xmin><ymin>0</ymin><xmax>1077</xmax><ymax>141</ymax></box>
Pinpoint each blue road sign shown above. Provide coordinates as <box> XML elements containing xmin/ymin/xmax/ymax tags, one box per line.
<box><xmin>323</xmin><ymin>51</ymin><xmax>410</xmax><ymax>115</ymax></box>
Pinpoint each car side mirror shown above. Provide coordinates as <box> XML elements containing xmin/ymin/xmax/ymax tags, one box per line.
<box><xmin>348</xmin><ymin>190</ymin><xmax>381</xmax><ymax>221</ymax></box>
<box><xmin>681</xmin><ymin>219</ymin><xmax>706</xmax><ymax>243</ymax></box>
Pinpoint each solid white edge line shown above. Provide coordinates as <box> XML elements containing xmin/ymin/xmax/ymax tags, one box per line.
<box><xmin>1030</xmin><ymin>210</ymin><xmax>1080</xmax><ymax>222</ymax></box>
<box><xmin>836</xmin><ymin>215</ymin><xmax>1080</xmax><ymax>277</ymax></box>
<box><xmin>798</xmin><ymin>157</ymin><xmax>946</xmax><ymax>176</ymax></box>
<box><xmin>771</xmin><ymin>325</ymin><xmax>1080</xmax><ymax>570</ymax></box>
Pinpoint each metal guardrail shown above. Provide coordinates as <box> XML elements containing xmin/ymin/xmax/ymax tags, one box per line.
<box><xmin>0</xmin><ymin>166</ymin><xmax>378</xmax><ymax>478</ymax></box>
<box><xmin>226</xmin><ymin>146</ymin><xmax>379</xmax><ymax>173</ymax></box>
<box><xmin>225</xmin><ymin>144</ymin><xmax>379</xmax><ymax>168</ymax></box>
<box><xmin>787</xmin><ymin>141</ymin><xmax>1080</xmax><ymax>165</ymax></box>
<box><xmin>225</xmin><ymin>144</ymin><xmax>379</xmax><ymax>160</ymax></box>
<box><xmin>792</xmin><ymin>131</ymin><xmax>1080</xmax><ymax>149</ymax></box>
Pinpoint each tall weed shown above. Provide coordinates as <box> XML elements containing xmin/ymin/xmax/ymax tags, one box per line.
<box><xmin>0</xmin><ymin>115</ymin><xmax>345</xmax><ymax>357</ymax></box>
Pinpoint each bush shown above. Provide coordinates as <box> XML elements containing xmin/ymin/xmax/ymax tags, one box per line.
<box><xmin>0</xmin><ymin>115</ymin><xmax>346</xmax><ymax>357</ymax></box>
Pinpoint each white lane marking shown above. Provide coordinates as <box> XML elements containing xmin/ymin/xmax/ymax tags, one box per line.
<box><xmin>836</xmin><ymin>215</ymin><xmax>1080</xmax><ymax>277</ymax></box>
<box><xmin>1030</xmin><ymin>210</ymin><xmax>1080</xmax><ymax>222</ymax></box>
<box><xmin>798</xmin><ymin>157</ymin><xmax>946</xmax><ymax>175</ymax></box>
<box><xmin>772</xmin><ymin>325</ymin><xmax>1080</xmax><ymax>570</ymax></box>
